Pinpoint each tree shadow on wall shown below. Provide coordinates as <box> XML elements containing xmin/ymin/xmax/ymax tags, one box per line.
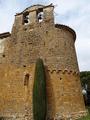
<box><xmin>0</xmin><ymin>117</ymin><xmax>4</xmax><ymax>120</ymax></box>
<box><xmin>45</xmin><ymin>66</ymin><xmax>56</xmax><ymax>119</ymax></box>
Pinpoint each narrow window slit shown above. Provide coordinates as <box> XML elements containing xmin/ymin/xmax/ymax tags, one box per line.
<box><xmin>24</xmin><ymin>74</ymin><xmax>29</xmax><ymax>86</ymax></box>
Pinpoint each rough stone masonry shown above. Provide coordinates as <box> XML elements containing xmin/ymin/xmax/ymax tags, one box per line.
<box><xmin>0</xmin><ymin>4</ymin><xmax>87</xmax><ymax>120</ymax></box>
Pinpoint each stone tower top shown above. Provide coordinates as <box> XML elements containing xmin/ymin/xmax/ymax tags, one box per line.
<box><xmin>6</xmin><ymin>4</ymin><xmax>77</xmax><ymax>71</ymax></box>
<box><xmin>14</xmin><ymin>4</ymin><xmax>54</xmax><ymax>27</ymax></box>
<box><xmin>16</xmin><ymin>4</ymin><xmax>54</xmax><ymax>15</ymax></box>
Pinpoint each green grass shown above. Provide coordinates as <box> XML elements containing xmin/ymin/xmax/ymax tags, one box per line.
<box><xmin>78</xmin><ymin>107</ymin><xmax>90</xmax><ymax>120</ymax></box>
<box><xmin>79</xmin><ymin>115</ymin><xmax>90</xmax><ymax>120</ymax></box>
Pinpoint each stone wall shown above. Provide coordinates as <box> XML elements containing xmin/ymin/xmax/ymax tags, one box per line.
<box><xmin>4</xmin><ymin>23</ymin><xmax>78</xmax><ymax>72</ymax></box>
<box><xmin>0</xmin><ymin>33</ymin><xmax>11</xmax><ymax>64</ymax></box>
<box><xmin>0</xmin><ymin>64</ymin><xmax>87</xmax><ymax>120</ymax></box>
<box><xmin>46</xmin><ymin>69</ymin><xmax>86</xmax><ymax>119</ymax></box>
<box><xmin>0</xmin><ymin>64</ymin><xmax>34</xmax><ymax>119</ymax></box>
<box><xmin>0</xmin><ymin>4</ymin><xmax>87</xmax><ymax>120</ymax></box>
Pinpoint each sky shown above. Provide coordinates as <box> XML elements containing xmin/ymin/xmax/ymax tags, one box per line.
<box><xmin>0</xmin><ymin>0</ymin><xmax>90</xmax><ymax>71</ymax></box>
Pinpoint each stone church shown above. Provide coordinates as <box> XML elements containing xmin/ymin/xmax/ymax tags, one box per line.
<box><xmin>0</xmin><ymin>4</ymin><xmax>87</xmax><ymax>120</ymax></box>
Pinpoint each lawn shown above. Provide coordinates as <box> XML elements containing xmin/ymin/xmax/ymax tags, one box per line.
<box><xmin>78</xmin><ymin>107</ymin><xmax>90</xmax><ymax>120</ymax></box>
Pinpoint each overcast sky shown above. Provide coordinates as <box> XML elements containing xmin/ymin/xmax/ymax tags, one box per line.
<box><xmin>0</xmin><ymin>0</ymin><xmax>90</xmax><ymax>71</ymax></box>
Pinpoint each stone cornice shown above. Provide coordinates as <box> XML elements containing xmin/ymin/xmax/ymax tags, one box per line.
<box><xmin>0</xmin><ymin>32</ymin><xmax>11</xmax><ymax>39</ymax></box>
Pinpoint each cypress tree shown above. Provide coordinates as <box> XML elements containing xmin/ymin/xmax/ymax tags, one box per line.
<box><xmin>33</xmin><ymin>58</ymin><xmax>47</xmax><ymax>120</ymax></box>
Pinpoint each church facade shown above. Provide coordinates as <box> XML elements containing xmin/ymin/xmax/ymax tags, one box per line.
<box><xmin>0</xmin><ymin>4</ymin><xmax>87</xmax><ymax>120</ymax></box>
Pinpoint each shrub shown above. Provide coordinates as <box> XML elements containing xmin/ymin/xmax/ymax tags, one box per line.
<box><xmin>33</xmin><ymin>58</ymin><xmax>47</xmax><ymax>120</ymax></box>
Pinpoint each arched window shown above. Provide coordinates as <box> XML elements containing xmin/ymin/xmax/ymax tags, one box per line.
<box><xmin>24</xmin><ymin>74</ymin><xmax>29</xmax><ymax>86</ymax></box>
<box><xmin>23</xmin><ymin>12</ymin><xmax>30</xmax><ymax>25</ymax></box>
<box><xmin>37</xmin><ymin>8</ymin><xmax>44</xmax><ymax>23</ymax></box>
